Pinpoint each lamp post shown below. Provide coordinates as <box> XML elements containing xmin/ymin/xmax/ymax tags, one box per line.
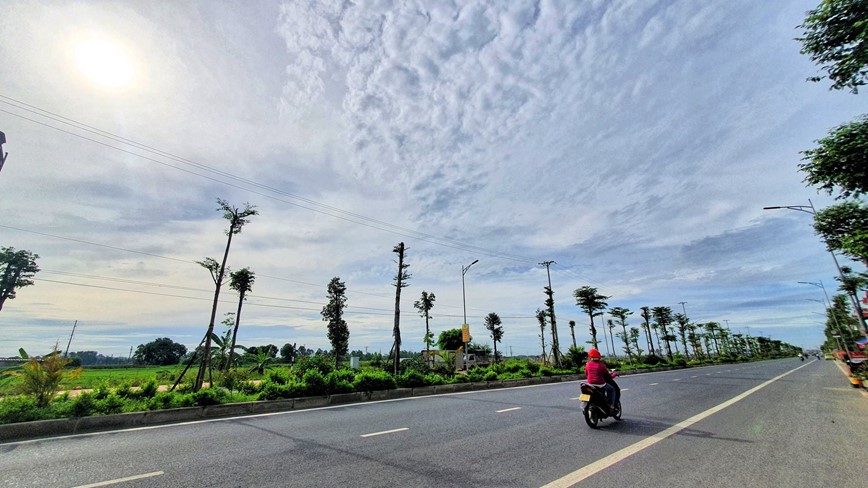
<box><xmin>803</xmin><ymin>280</ymin><xmax>853</xmax><ymax>356</ymax></box>
<box><xmin>461</xmin><ymin>259</ymin><xmax>479</xmax><ymax>368</ymax></box>
<box><xmin>764</xmin><ymin>199</ymin><xmax>868</xmax><ymax>334</ymax></box>
<box><xmin>0</xmin><ymin>131</ymin><xmax>7</xmax><ymax>176</ymax></box>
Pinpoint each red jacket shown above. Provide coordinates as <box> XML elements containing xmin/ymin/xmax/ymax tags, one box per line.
<box><xmin>585</xmin><ymin>359</ymin><xmax>614</xmax><ymax>386</ymax></box>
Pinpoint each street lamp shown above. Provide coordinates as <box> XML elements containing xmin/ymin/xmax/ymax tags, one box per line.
<box><xmin>0</xmin><ymin>131</ymin><xmax>7</xmax><ymax>176</ymax></box>
<box><xmin>802</xmin><ymin>281</ymin><xmax>852</xmax><ymax>356</ymax></box>
<box><xmin>764</xmin><ymin>199</ymin><xmax>868</xmax><ymax>333</ymax></box>
<box><xmin>461</xmin><ymin>259</ymin><xmax>479</xmax><ymax>368</ymax></box>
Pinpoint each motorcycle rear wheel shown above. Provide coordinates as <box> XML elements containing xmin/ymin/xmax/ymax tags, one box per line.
<box><xmin>583</xmin><ymin>403</ymin><xmax>600</xmax><ymax>429</ymax></box>
<box><xmin>612</xmin><ymin>399</ymin><xmax>622</xmax><ymax>420</ymax></box>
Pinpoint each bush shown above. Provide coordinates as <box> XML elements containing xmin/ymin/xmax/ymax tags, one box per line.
<box><xmin>192</xmin><ymin>388</ymin><xmax>225</xmax><ymax>407</ymax></box>
<box><xmin>353</xmin><ymin>371</ymin><xmax>396</xmax><ymax>393</ymax></box>
<box><xmin>138</xmin><ymin>379</ymin><xmax>159</xmax><ymax>398</ymax></box>
<box><xmin>482</xmin><ymin>370</ymin><xmax>498</xmax><ymax>381</ymax></box>
<box><xmin>294</xmin><ymin>356</ymin><xmax>334</xmax><ymax>377</ymax></box>
<box><xmin>218</xmin><ymin>369</ymin><xmax>251</xmax><ymax>393</ymax></box>
<box><xmin>258</xmin><ymin>380</ymin><xmax>305</xmax><ymax>401</ymax></box>
<box><xmin>0</xmin><ymin>396</ymin><xmax>50</xmax><ymax>424</ymax></box>
<box><xmin>70</xmin><ymin>392</ymin><xmax>97</xmax><ymax>417</ymax></box>
<box><xmin>265</xmin><ymin>368</ymin><xmax>293</xmax><ymax>386</ymax></box>
<box><xmin>538</xmin><ymin>366</ymin><xmax>555</xmax><ymax>377</ymax></box>
<box><xmin>302</xmin><ymin>370</ymin><xmax>327</xmax><ymax>396</ymax></box>
<box><xmin>424</xmin><ymin>374</ymin><xmax>446</xmax><ymax>385</ymax></box>
<box><xmin>325</xmin><ymin>369</ymin><xmax>357</xmax><ymax>393</ymax></box>
<box><xmin>644</xmin><ymin>355</ymin><xmax>666</xmax><ymax>366</ymax></box>
<box><xmin>396</xmin><ymin>370</ymin><xmax>426</xmax><ymax>388</ymax></box>
<box><xmin>96</xmin><ymin>393</ymin><xmax>125</xmax><ymax>415</ymax></box>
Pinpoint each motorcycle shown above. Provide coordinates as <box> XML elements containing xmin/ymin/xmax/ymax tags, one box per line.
<box><xmin>579</xmin><ymin>377</ymin><xmax>622</xmax><ymax>429</ymax></box>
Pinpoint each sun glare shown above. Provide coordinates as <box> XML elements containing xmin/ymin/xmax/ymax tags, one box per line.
<box><xmin>76</xmin><ymin>39</ymin><xmax>134</xmax><ymax>89</ymax></box>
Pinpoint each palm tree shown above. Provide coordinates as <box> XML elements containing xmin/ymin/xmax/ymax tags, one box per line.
<box><xmin>536</xmin><ymin>308</ymin><xmax>548</xmax><ymax>364</ymax></box>
<box><xmin>836</xmin><ymin>266</ymin><xmax>868</xmax><ymax>336</ymax></box>
<box><xmin>704</xmin><ymin>322</ymin><xmax>722</xmax><ymax>356</ymax></box>
<box><xmin>574</xmin><ymin>286</ymin><xmax>609</xmax><ymax>349</ymax></box>
<box><xmin>610</xmin><ymin>307</ymin><xmax>634</xmax><ymax>363</ymax></box>
<box><xmin>568</xmin><ymin>320</ymin><xmax>577</xmax><ymax>349</ymax></box>
<box><xmin>195</xmin><ymin>198</ymin><xmax>257</xmax><ymax>391</ymax></box>
<box><xmin>227</xmin><ymin>267</ymin><xmax>254</xmax><ymax>370</ymax></box>
<box><xmin>484</xmin><ymin>312</ymin><xmax>504</xmax><ymax>364</ymax></box>
<box><xmin>673</xmin><ymin>312</ymin><xmax>690</xmax><ymax>361</ymax></box>
<box><xmin>640</xmin><ymin>306</ymin><xmax>655</xmax><ymax>354</ymax></box>
<box><xmin>414</xmin><ymin>291</ymin><xmax>436</xmax><ymax>362</ymax></box>
<box><xmin>652</xmin><ymin>306</ymin><xmax>674</xmax><ymax>360</ymax></box>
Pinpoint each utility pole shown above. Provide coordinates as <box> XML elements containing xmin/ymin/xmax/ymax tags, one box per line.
<box><xmin>540</xmin><ymin>261</ymin><xmax>561</xmax><ymax>367</ymax></box>
<box><xmin>0</xmin><ymin>131</ymin><xmax>7</xmax><ymax>177</ymax></box>
<box><xmin>63</xmin><ymin>320</ymin><xmax>78</xmax><ymax>358</ymax></box>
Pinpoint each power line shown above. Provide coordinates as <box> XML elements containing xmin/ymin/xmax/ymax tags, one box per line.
<box><xmin>0</xmin><ymin>95</ymin><xmax>538</xmax><ymax>264</ymax></box>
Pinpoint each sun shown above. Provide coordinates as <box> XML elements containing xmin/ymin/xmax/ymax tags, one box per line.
<box><xmin>75</xmin><ymin>39</ymin><xmax>134</xmax><ymax>89</ymax></box>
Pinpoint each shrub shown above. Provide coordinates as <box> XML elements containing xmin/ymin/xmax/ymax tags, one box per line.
<box><xmin>353</xmin><ymin>371</ymin><xmax>396</xmax><ymax>393</ymax></box>
<box><xmin>294</xmin><ymin>356</ymin><xmax>334</xmax><ymax>377</ymax></box>
<box><xmin>0</xmin><ymin>396</ymin><xmax>50</xmax><ymax>424</ymax></box>
<box><xmin>114</xmin><ymin>383</ymin><xmax>134</xmax><ymax>399</ymax></box>
<box><xmin>192</xmin><ymin>388</ymin><xmax>225</xmax><ymax>406</ymax></box>
<box><xmin>538</xmin><ymin>366</ymin><xmax>555</xmax><ymax>377</ymax></box>
<box><xmin>265</xmin><ymin>368</ymin><xmax>293</xmax><ymax>386</ymax></box>
<box><xmin>96</xmin><ymin>393</ymin><xmax>125</xmax><ymax>415</ymax></box>
<box><xmin>70</xmin><ymin>392</ymin><xmax>97</xmax><ymax>417</ymax></box>
<box><xmin>302</xmin><ymin>370</ymin><xmax>327</xmax><ymax>396</ymax></box>
<box><xmin>218</xmin><ymin>369</ymin><xmax>251</xmax><ymax>393</ymax></box>
<box><xmin>396</xmin><ymin>370</ymin><xmax>426</xmax><ymax>388</ymax></box>
<box><xmin>482</xmin><ymin>370</ymin><xmax>498</xmax><ymax>382</ymax></box>
<box><xmin>325</xmin><ymin>369</ymin><xmax>357</xmax><ymax>393</ymax></box>
<box><xmin>258</xmin><ymin>380</ymin><xmax>305</xmax><ymax>401</ymax></box>
<box><xmin>424</xmin><ymin>374</ymin><xmax>446</xmax><ymax>386</ymax></box>
<box><xmin>13</xmin><ymin>349</ymin><xmax>82</xmax><ymax>407</ymax></box>
<box><xmin>644</xmin><ymin>355</ymin><xmax>666</xmax><ymax>366</ymax></box>
<box><xmin>138</xmin><ymin>379</ymin><xmax>159</xmax><ymax>398</ymax></box>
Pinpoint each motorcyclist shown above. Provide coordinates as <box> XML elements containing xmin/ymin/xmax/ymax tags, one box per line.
<box><xmin>584</xmin><ymin>348</ymin><xmax>619</xmax><ymax>414</ymax></box>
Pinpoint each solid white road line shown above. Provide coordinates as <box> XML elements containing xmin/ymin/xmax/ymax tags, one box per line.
<box><xmin>540</xmin><ymin>362</ymin><xmax>810</xmax><ymax>488</ymax></box>
<box><xmin>496</xmin><ymin>407</ymin><xmax>522</xmax><ymax>413</ymax></box>
<box><xmin>73</xmin><ymin>471</ymin><xmax>164</xmax><ymax>488</ymax></box>
<box><xmin>360</xmin><ymin>427</ymin><xmax>409</xmax><ymax>438</ymax></box>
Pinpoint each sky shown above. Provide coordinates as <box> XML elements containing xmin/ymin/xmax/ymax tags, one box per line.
<box><xmin>0</xmin><ymin>0</ymin><xmax>865</xmax><ymax>360</ymax></box>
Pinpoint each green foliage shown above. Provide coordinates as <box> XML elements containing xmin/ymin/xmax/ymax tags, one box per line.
<box><xmin>265</xmin><ymin>368</ymin><xmax>293</xmax><ymax>385</ymax></box>
<box><xmin>191</xmin><ymin>388</ymin><xmax>226</xmax><ymax>407</ymax></box>
<box><xmin>353</xmin><ymin>371</ymin><xmax>397</xmax><ymax>392</ymax></box>
<box><xmin>258</xmin><ymin>380</ymin><xmax>305</xmax><ymax>401</ymax></box>
<box><xmin>396</xmin><ymin>369</ymin><xmax>426</xmax><ymax>388</ymax></box>
<box><xmin>322</xmin><ymin>277</ymin><xmax>350</xmax><ymax>366</ymax></box>
<box><xmin>437</xmin><ymin>328</ymin><xmax>465</xmax><ymax>351</ymax></box>
<box><xmin>133</xmin><ymin>338</ymin><xmax>187</xmax><ymax>366</ymax></box>
<box><xmin>324</xmin><ymin>369</ymin><xmax>356</xmax><ymax>394</ymax></box>
<box><xmin>302</xmin><ymin>370</ymin><xmax>327</xmax><ymax>396</ymax></box>
<box><xmin>0</xmin><ymin>396</ymin><xmax>50</xmax><ymax>424</ymax></box>
<box><xmin>0</xmin><ymin>247</ymin><xmax>40</xmax><ymax>310</ymax></box>
<box><xmin>13</xmin><ymin>348</ymin><xmax>81</xmax><ymax>407</ymax></box>
<box><xmin>797</xmin><ymin>0</ymin><xmax>868</xmax><ymax>93</ymax></box>
<box><xmin>293</xmin><ymin>355</ymin><xmax>334</xmax><ymax>377</ymax></box>
<box><xmin>216</xmin><ymin>368</ymin><xmax>251</xmax><ymax>393</ymax></box>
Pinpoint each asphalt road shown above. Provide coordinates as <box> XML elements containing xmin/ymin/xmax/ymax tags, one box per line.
<box><xmin>2</xmin><ymin>358</ymin><xmax>866</xmax><ymax>488</ymax></box>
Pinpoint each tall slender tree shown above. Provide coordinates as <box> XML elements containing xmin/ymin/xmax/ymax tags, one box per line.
<box><xmin>652</xmin><ymin>306</ymin><xmax>674</xmax><ymax>360</ymax></box>
<box><xmin>640</xmin><ymin>306</ymin><xmax>655</xmax><ymax>355</ymax></box>
<box><xmin>568</xmin><ymin>320</ymin><xmax>577</xmax><ymax>349</ymax></box>
<box><xmin>574</xmin><ymin>286</ymin><xmax>609</xmax><ymax>349</ymax></box>
<box><xmin>610</xmin><ymin>307</ymin><xmax>634</xmax><ymax>363</ymax></box>
<box><xmin>194</xmin><ymin>198</ymin><xmax>257</xmax><ymax>391</ymax></box>
<box><xmin>226</xmin><ymin>267</ymin><xmax>254</xmax><ymax>370</ymax></box>
<box><xmin>674</xmin><ymin>312</ymin><xmax>691</xmax><ymax>360</ymax></box>
<box><xmin>391</xmin><ymin>242</ymin><xmax>410</xmax><ymax>375</ymax></box>
<box><xmin>536</xmin><ymin>308</ymin><xmax>548</xmax><ymax>364</ymax></box>
<box><xmin>484</xmin><ymin>312</ymin><xmax>504</xmax><ymax>364</ymax></box>
<box><xmin>414</xmin><ymin>291</ymin><xmax>436</xmax><ymax>361</ymax></box>
<box><xmin>704</xmin><ymin>322</ymin><xmax>722</xmax><ymax>356</ymax></box>
<box><xmin>322</xmin><ymin>277</ymin><xmax>349</xmax><ymax>367</ymax></box>
<box><xmin>0</xmin><ymin>247</ymin><xmax>40</xmax><ymax>311</ymax></box>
